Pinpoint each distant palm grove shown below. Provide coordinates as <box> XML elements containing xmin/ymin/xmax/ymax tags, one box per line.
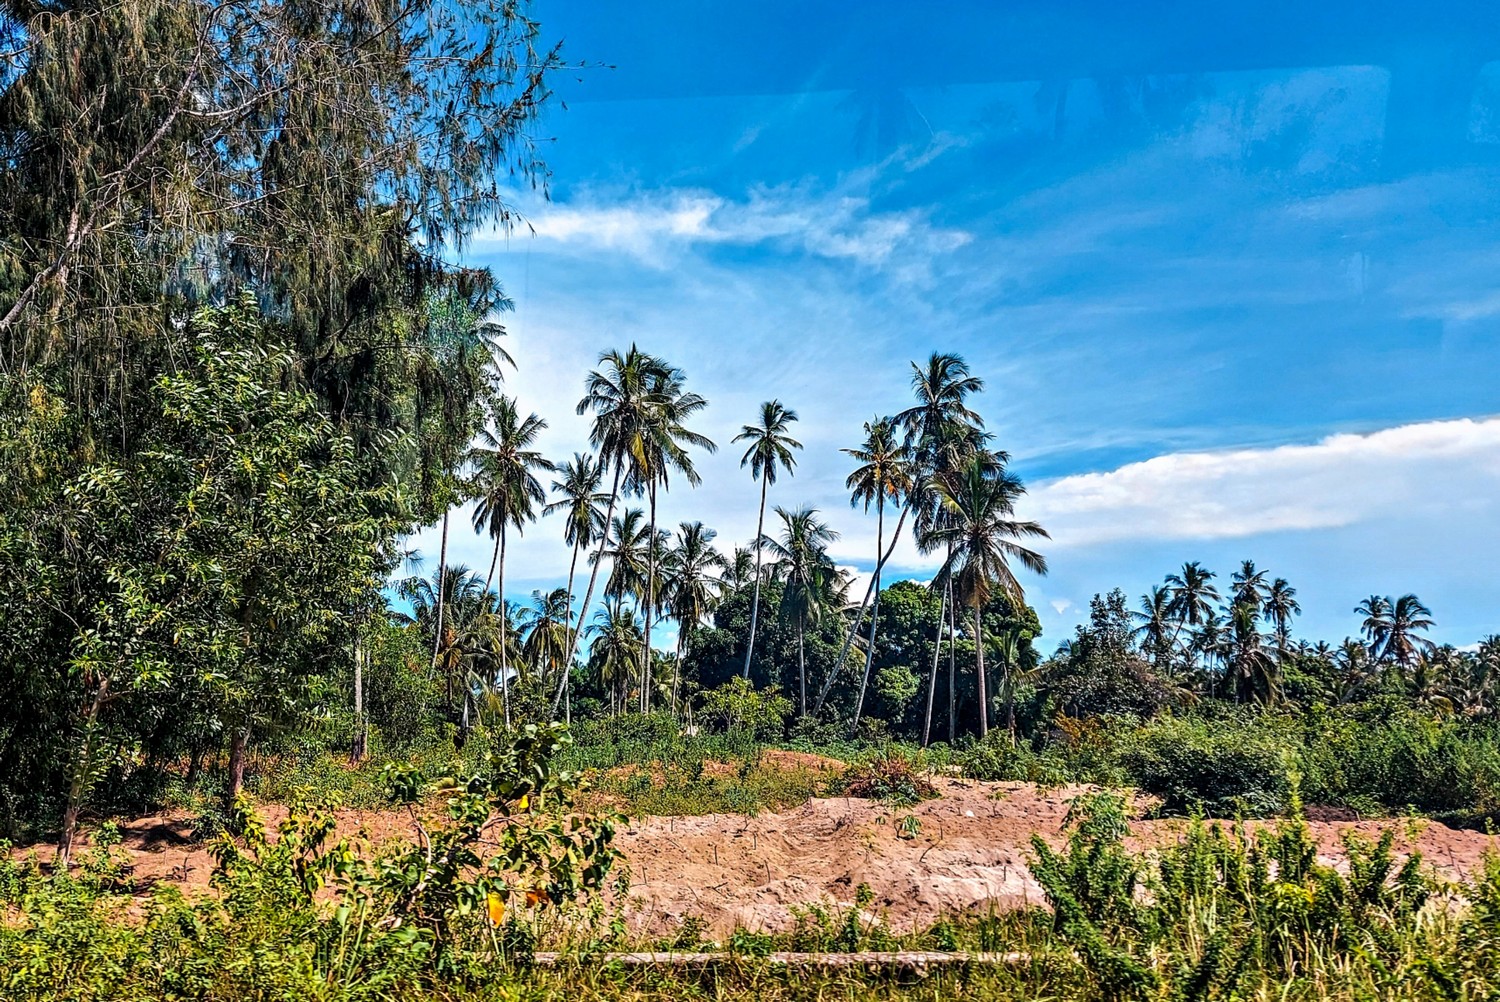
<box><xmin>3</xmin><ymin>0</ymin><xmax>1499</xmax><ymax>870</ymax></box>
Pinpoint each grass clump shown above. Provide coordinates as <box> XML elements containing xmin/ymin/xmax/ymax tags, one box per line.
<box><xmin>833</xmin><ymin>750</ymin><xmax>937</xmax><ymax>807</ymax></box>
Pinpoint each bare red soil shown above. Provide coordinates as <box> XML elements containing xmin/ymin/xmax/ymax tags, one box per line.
<box><xmin>17</xmin><ymin>776</ymin><xmax>1497</xmax><ymax>937</ymax></box>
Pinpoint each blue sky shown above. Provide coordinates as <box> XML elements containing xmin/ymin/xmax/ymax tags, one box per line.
<box><xmin>418</xmin><ymin>1</ymin><xmax>1500</xmax><ymax>651</ymax></box>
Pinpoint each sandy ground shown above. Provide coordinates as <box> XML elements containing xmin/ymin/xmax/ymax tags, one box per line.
<box><xmin>17</xmin><ymin>773</ymin><xmax>1498</xmax><ymax>937</ymax></box>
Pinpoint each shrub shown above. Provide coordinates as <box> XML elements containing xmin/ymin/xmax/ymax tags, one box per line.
<box><xmin>1119</xmin><ymin>714</ymin><xmax>1292</xmax><ymax>816</ymax></box>
<box><xmin>834</xmin><ymin>750</ymin><xmax>936</xmax><ymax>806</ymax></box>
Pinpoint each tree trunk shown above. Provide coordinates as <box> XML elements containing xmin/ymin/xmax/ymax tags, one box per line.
<box><xmin>351</xmin><ymin>634</ymin><xmax>367</xmax><ymax>763</ymax></box>
<box><xmin>922</xmin><ymin>586</ymin><xmax>945</xmax><ymax>748</ymax></box>
<box><xmin>946</xmin><ymin>574</ymin><xmax>957</xmax><ymax>744</ymax></box>
<box><xmin>814</xmin><ymin>505</ymin><xmax>909</xmax><ymax>715</ymax></box>
<box><xmin>1004</xmin><ymin>656</ymin><xmax>1017</xmax><ymax>746</ymax></box>
<box><xmin>798</xmin><ymin>616</ymin><xmax>807</xmax><ymax>717</ymax></box>
<box><xmin>228</xmin><ymin>726</ymin><xmax>250</xmax><ymax>800</ymax></box>
<box><xmin>743</xmin><ymin>476</ymin><xmax>769</xmax><ymax>678</ymax></box>
<box><xmin>431</xmin><ymin>509</ymin><xmax>450</xmax><ymax>674</ymax></box>
<box><xmin>560</xmin><ymin>464</ymin><xmax>621</xmax><ymax>711</ymax></box>
<box><xmin>974</xmin><ymin>604</ymin><xmax>988</xmax><ymax>740</ymax></box>
<box><xmin>849</xmin><ymin>500</ymin><xmax>884</xmax><ymax>734</ymax></box>
<box><xmin>56</xmin><ymin>677</ymin><xmax>109</xmax><ymax>870</ymax></box>
<box><xmin>550</xmin><ymin>540</ymin><xmax>582</xmax><ymax>722</ymax></box>
<box><xmin>643</xmin><ymin>482</ymin><xmax>657</xmax><ymax>714</ymax></box>
<box><xmin>498</xmin><ymin>525</ymin><xmax>510</xmax><ymax>729</ymax></box>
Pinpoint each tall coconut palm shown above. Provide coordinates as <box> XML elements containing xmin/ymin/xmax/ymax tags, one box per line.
<box><xmin>399</xmin><ymin>564</ymin><xmax>489</xmax><ymax>717</ymax></box>
<box><xmin>895</xmin><ymin>354</ymin><xmax>987</xmax><ymax>745</ymax></box>
<box><xmin>542</xmin><ymin>453</ymin><xmax>609</xmax><ymax>717</ymax></box>
<box><xmin>1221</xmin><ymin>602</ymin><xmax>1277</xmax><ymax>704</ymax></box>
<box><xmin>839</xmin><ymin>417</ymin><xmax>912</xmax><ymax>731</ymax></box>
<box><xmin>1381</xmin><ymin>594</ymin><xmax>1437</xmax><ymax>671</ymax></box>
<box><xmin>1131</xmin><ymin>585</ymin><xmax>1175</xmax><ymax>668</ymax></box>
<box><xmin>1165</xmin><ymin>562</ymin><xmax>1220</xmax><ymax>662</ymax></box>
<box><xmin>634</xmin><ymin>362</ymin><xmax>716</xmax><ymax>713</ymax></box>
<box><xmin>1262</xmin><ymin>578</ymin><xmax>1301</xmax><ymax>653</ymax></box>
<box><xmin>597</xmin><ymin>508</ymin><xmax>652</xmax><ymax>620</ymax></box>
<box><xmin>588</xmin><ymin>606</ymin><xmax>645</xmax><ymax>716</ymax></box>
<box><xmin>1356</xmin><ymin>595</ymin><xmax>1393</xmax><ymax>659</ymax></box>
<box><xmin>664</xmin><ymin>521</ymin><xmax>727</xmax><ymax>711</ymax></box>
<box><xmin>732</xmin><ymin>401</ymin><xmax>803</xmax><ymax>679</ymax></box>
<box><xmin>762</xmin><ymin>506</ymin><xmax>840</xmax><ymax>716</ymax></box>
<box><xmin>569</xmin><ymin>346</ymin><xmax>670</xmax><ymax>671</ymax></box>
<box><xmin>1230</xmin><ymin>560</ymin><xmax>1270</xmax><ymax>613</ymax></box>
<box><xmin>926</xmin><ymin>454</ymin><xmax>1048</xmax><ymax>741</ymax></box>
<box><xmin>518</xmin><ymin>588</ymin><xmax>573</xmax><ymax>701</ymax></box>
<box><xmin>470</xmin><ymin>395</ymin><xmax>553</xmax><ymax>726</ymax></box>
<box><xmin>725</xmin><ymin>546</ymin><xmax>756</xmax><ymax>591</ymax></box>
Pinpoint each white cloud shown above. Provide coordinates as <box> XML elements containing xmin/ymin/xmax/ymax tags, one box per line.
<box><xmin>1031</xmin><ymin>416</ymin><xmax>1500</xmax><ymax>548</ymax></box>
<box><xmin>482</xmin><ymin>186</ymin><xmax>970</xmax><ymax>273</ymax></box>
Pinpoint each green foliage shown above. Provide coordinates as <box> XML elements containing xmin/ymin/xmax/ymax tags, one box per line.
<box><xmin>834</xmin><ymin>749</ymin><xmax>937</xmax><ymax>807</ymax></box>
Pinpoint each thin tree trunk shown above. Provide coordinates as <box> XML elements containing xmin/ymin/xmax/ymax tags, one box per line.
<box><xmin>850</xmin><ymin>500</ymin><xmax>884</xmax><ymax>734</ymax></box>
<box><xmin>643</xmin><ymin>482</ymin><xmax>657</xmax><ymax>714</ymax></box>
<box><xmin>814</xmin><ymin>506</ymin><xmax>909</xmax><ymax>715</ymax></box>
<box><xmin>946</xmin><ymin>574</ymin><xmax>957</xmax><ymax>744</ymax></box>
<box><xmin>499</xmin><ymin>526</ymin><xmax>510</xmax><ymax>729</ymax></box>
<box><xmin>558</xmin><ymin>464</ymin><xmax>622</xmax><ymax>715</ymax></box>
<box><xmin>922</xmin><ymin>586</ymin><xmax>946</xmax><ymax>748</ymax></box>
<box><xmin>431</xmin><ymin>510</ymin><xmax>450</xmax><ymax>674</ymax></box>
<box><xmin>351</xmin><ymin>634</ymin><xmax>367</xmax><ymax>763</ymax></box>
<box><xmin>798</xmin><ymin>616</ymin><xmax>807</xmax><ymax>717</ymax></box>
<box><xmin>485</xmin><ymin>532</ymin><xmax>500</xmax><ymax>591</ymax></box>
<box><xmin>57</xmin><ymin>677</ymin><xmax>110</xmax><ymax>870</ymax></box>
<box><xmin>974</xmin><ymin>604</ymin><xmax>988</xmax><ymax>740</ymax></box>
<box><xmin>550</xmin><ymin>540</ymin><xmax>581</xmax><ymax>722</ymax></box>
<box><xmin>1004</xmin><ymin>655</ymin><xmax>1017</xmax><ymax>746</ymax></box>
<box><xmin>743</xmin><ymin>476</ymin><xmax>769</xmax><ymax>678</ymax></box>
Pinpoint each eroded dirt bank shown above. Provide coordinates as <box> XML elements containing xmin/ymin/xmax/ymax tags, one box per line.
<box><xmin>18</xmin><ymin>777</ymin><xmax>1497</xmax><ymax>937</ymax></box>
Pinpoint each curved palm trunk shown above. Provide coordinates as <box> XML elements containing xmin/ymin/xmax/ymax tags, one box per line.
<box><xmin>498</xmin><ymin>525</ymin><xmax>510</xmax><ymax>730</ymax></box>
<box><xmin>814</xmin><ymin>505</ymin><xmax>909</xmax><ymax>715</ymax></box>
<box><xmin>974</xmin><ymin>602</ymin><xmax>988</xmax><ymax>740</ymax></box>
<box><xmin>549</xmin><ymin>540</ymin><xmax>582</xmax><ymax>722</ymax></box>
<box><xmin>558</xmin><ymin>464</ymin><xmax>622</xmax><ymax>716</ymax></box>
<box><xmin>849</xmin><ymin>500</ymin><xmax>884</xmax><ymax>734</ymax></box>
<box><xmin>743</xmin><ymin>476</ymin><xmax>769</xmax><ymax>678</ymax></box>
<box><xmin>430</xmin><ymin>509</ymin><xmax>450</xmax><ymax>673</ymax></box>
<box><xmin>485</xmin><ymin>532</ymin><xmax>500</xmax><ymax>591</ymax></box>
<box><xmin>922</xmin><ymin>585</ymin><xmax>946</xmax><ymax>747</ymax></box>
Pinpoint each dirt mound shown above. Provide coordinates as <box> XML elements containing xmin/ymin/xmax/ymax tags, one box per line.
<box><xmin>16</xmin><ymin>779</ymin><xmax>1497</xmax><ymax>938</ymax></box>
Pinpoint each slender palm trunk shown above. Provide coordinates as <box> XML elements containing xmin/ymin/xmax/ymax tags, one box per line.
<box><xmin>1004</xmin><ymin>654</ymin><xmax>1017</xmax><ymax>745</ymax></box>
<box><xmin>814</xmin><ymin>506</ymin><xmax>909</xmax><ymax>714</ymax></box>
<box><xmin>672</xmin><ymin>630</ymin><xmax>685</xmax><ymax>716</ymax></box>
<box><xmin>946</xmin><ymin>574</ymin><xmax>957</xmax><ymax>744</ymax></box>
<box><xmin>974</xmin><ymin>603</ymin><xmax>988</xmax><ymax>740</ymax></box>
<box><xmin>351</xmin><ymin>634</ymin><xmax>367</xmax><ymax>763</ymax></box>
<box><xmin>430</xmin><ymin>510</ymin><xmax>450</xmax><ymax>673</ymax></box>
<box><xmin>498</xmin><ymin>525</ymin><xmax>510</xmax><ymax>729</ymax></box>
<box><xmin>849</xmin><ymin>500</ymin><xmax>884</xmax><ymax>733</ymax></box>
<box><xmin>485</xmin><ymin>532</ymin><xmax>500</xmax><ymax>591</ymax></box>
<box><xmin>922</xmin><ymin>586</ymin><xmax>946</xmax><ymax>747</ymax></box>
<box><xmin>560</xmin><ymin>464</ymin><xmax>622</xmax><ymax>714</ymax></box>
<box><xmin>550</xmin><ymin>540</ymin><xmax>581</xmax><ymax>722</ymax></box>
<box><xmin>798</xmin><ymin>613</ymin><xmax>808</xmax><ymax>717</ymax></box>
<box><xmin>643</xmin><ymin>482</ymin><xmax>658</xmax><ymax>714</ymax></box>
<box><xmin>743</xmin><ymin>476</ymin><xmax>769</xmax><ymax>678</ymax></box>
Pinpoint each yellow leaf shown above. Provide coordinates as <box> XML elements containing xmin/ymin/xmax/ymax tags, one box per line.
<box><xmin>486</xmin><ymin>891</ymin><xmax>505</xmax><ymax>926</ymax></box>
<box><xmin>516</xmin><ymin>794</ymin><xmax>529</xmax><ymax>812</ymax></box>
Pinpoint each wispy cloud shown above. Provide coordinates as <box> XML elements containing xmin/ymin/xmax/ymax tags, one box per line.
<box><xmin>484</xmin><ymin>186</ymin><xmax>971</xmax><ymax>274</ymax></box>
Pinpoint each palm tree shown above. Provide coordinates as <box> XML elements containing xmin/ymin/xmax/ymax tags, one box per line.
<box><xmin>1356</xmin><ymin>595</ymin><xmax>1393</xmax><ymax>659</ymax></box>
<box><xmin>398</xmin><ymin>564</ymin><xmax>489</xmax><ymax>717</ymax></box>
<box><xmin>762</xmin><ymin>506</ymin><xmax>840</xmax><ymax>716</ymax></box>
<box><xmin>542</xmin><ymin>453</ymin><xmax>609</xmax><ymax>717</ymax></box>
<box><xmin>1131</xmin><ymin>586</ymin><xmax>1174</xmax><ymax>668</ymax></box>
<box><xmin>1221</xmin><ymin>602</ymin><xmax>1277</xmax><ymax>704</ymax></box>
<box><xmin>1230</xmin><ymin>560</ymin><xmax>1269</xmax><ymax>613</ymax></box>
<box><xmin>1165</xmin><ymin>562</ymin><xmax>1220</xmax><ymax>662</ymax></box>
<box><xmin>588</xmin><ymin>606</ymin><xmax>644</xmax><ymax>716</ymax></box>
<box><xmin>926</xmin><ymin>454</ymin><xmax>1048</xmax><ymax>741</ymax></box>
<box><xmin>1332</xmin><ymin>638</ymin><xmax>1376</xmax><ymax>705</ymax></box>
<box><xmin>1385</xmin><ymin>594</ymin><xmax>1437</xmax><ymax>671</ymax></box>
<box><xmin>634</xmin><ymin>361</ymin><xmax>716</xmax><ymax>713</ymax></box>
<box><xmin>664</xmin><ymin>521</ymin><xmax>727</xmax><ymax>711</ymax></box>
<box><xmin>569</xmin><ymin>346</ymin><xmax>671</xmax><ymax>672</ymax></box>
<box><xmin>732</xmin><ymin>401</ymin><xmax>803</xmax><ymax>679</ymax></box>
<box><xmin>895</xmin><ymin>353</ymin><xmax>988</xmax><ymax>746</ymax></box>
<box><xmin>1262</xmin><ymin>578</ymin><xmax>1301</xmax><ymax>653</ymax></box>
<box><xmin>840</xmin><ymin>417</ymin><xmax>912</xmax><ymax>731</ymax></box>
<box><xmin>470</xmin><ymin>395</ymin><xmax>553</xmax><ymax>726</ymax></box>
<box><xmin>518</xmin><ymin>588</ymin><xmax>573</xmax><ymax>703</ymax></box>
<box><xmin>597</xmin><ymin>508</ymin><xmax>652</xmax><ymax>620</ymax></box>
<box><xmin>725</xmin><ymin>546</ymin><xmax>756</xmax><ymax>591</ymax></box>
